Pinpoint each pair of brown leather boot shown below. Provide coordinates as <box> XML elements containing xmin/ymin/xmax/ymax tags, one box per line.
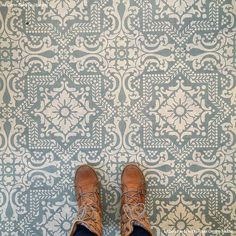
<box><xmin>69</xmin><ymin>164</ymin><xmax>152</xmax><ymax>236</ymax></box>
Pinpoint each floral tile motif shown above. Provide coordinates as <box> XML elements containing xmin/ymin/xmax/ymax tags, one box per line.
<box><xmin>0</xmin><ymin>0</ymin><xmax>235</xmax><ymax>236</ymax></box>
<box><xmin>43</xmin><ymin>202</ymin><xmax>76</xmax><ymax>235</ymax></box>
<box><xmin>159</xmin><ymin>201</ymin><xmax>206</xmax><ymax>235</ymax></box>
<box><xmin>37</xmin><ymin>80</ymin><xmax>95</xmax><ymax>142</ymax></box>
<box><xmin>147</xmin><ymin>77</ymin><xmax>211</xmax><ymax>144</ymax></box>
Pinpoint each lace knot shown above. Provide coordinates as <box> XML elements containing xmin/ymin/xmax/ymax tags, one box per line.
<box><xmin>122</xmin><ymin>190</ymin><xmax>145</xmax><ymax>205</ymax></box>
<box><xmin>77</xmin><ymin>205</ymin><xmax>96</xmax><ymax>221</ymax></box>
<box><xmin>123</xmin><ymin>203</ymin><xmax>146</xmax><ymax>221</ymax></box>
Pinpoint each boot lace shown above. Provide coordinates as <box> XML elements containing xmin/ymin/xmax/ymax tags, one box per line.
<box><xmin>122</xmin><ymin>190</ymin><xmax>146</xmax><ymax>221</ymax></box>
<box><xmin>77</xmin><ymin>192</ymin><xmax>99</xmax><ymax>221</ymax></box>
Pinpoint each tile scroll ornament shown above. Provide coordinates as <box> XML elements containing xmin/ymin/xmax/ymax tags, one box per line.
<box><xmin>0</xmin><ymin>0</ymin><xmax>235</xmax><ymax>236</ymax></box>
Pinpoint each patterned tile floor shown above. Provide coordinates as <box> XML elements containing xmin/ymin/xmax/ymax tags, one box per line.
<box><xmin>0</xmin><ymin>0</ymin><xmax>236</xmax><ymax>235</ymax></box>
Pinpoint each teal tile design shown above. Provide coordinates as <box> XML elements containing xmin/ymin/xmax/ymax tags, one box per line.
<box><xmin>0</xmin><ymin>0</ymin><xmax>235</xmax><ymax>235</ymax></box>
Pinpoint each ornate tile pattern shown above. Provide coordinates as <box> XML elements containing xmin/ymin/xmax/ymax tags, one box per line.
<box><xmin>0</xmin><ymin>0</ymin><xmax>235</xmax><ymax>235</ymax></box>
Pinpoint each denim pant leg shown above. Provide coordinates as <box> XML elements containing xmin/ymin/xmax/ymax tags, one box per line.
<box><xmin>73</xmin><ymin>225</ymin><xmax>96</xmax><ymax>236</ymax></box>
<box><xmin>73</xmin><ymin>225</ymin><xmax>150</xmax><ymax>236</ymax></box>
<box><xmin>131</xmin><ymin>226</ymin><xmax>150</xmax><ymax>236</ymax></box>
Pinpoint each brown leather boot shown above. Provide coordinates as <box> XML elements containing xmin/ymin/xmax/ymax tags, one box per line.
<box><xmin>69</xmin><ymin>165</ymin><xmax>102</xmax><ymax>236</ymax></box>
<box><xmin>121</xmin><ymin>164</ymin><xmax>152</xmax><ymax>236</ymax></box>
